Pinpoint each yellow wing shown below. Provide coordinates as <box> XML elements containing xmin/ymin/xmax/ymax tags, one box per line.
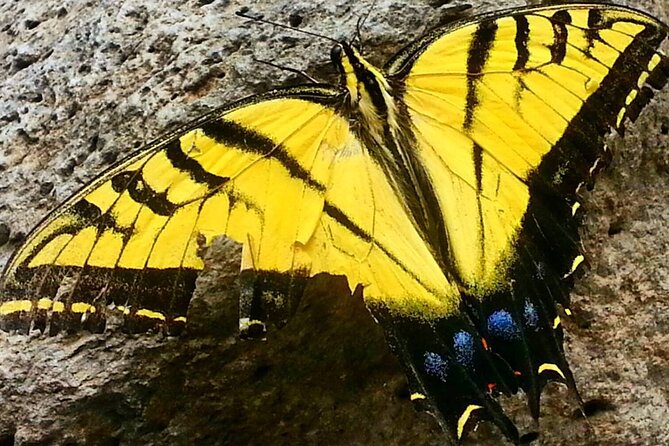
<box><xmin>384</xmin><ymin>1</ymin><xmax>668</xmax><ymax>422</ymax></box>
<box><xmin>388</xmin><ymin>3</ymin><xmax>668</xmax><ymax>292</ymax></box>
<box><xmin>0</xmin><ymin>86</ymin><xmax>459</xmax><ymax>334</ymax></box>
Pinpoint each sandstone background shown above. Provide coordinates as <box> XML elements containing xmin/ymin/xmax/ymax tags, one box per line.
<box><xmin>0</xmin><ymin>0</ymin><xmax>668</xmax><ymax>445</ymax></box>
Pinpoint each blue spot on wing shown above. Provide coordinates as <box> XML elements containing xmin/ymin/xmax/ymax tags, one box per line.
<box><xmin>453</xmin><ymin>331</ymin><xmax>475</xmax><ymax>367</ymax></box>
<box><xmin>423</xmin><ymin>351</ymin><xmax>449</xmax><ymax>381</ymax></box>
<box><xmin>487</xmin><ymin>310</ymin><xmax>521</xmax><ymax>341</ymax></box>
<box><xmin>524</xmin><ymin>300</ymin><xmax>540</xmax><ymax>330</ymax></box>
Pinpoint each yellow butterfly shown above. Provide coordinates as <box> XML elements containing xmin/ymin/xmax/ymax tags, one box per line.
<box><xmin>1</xmin><ymin>2</ymin><xmax>668</xmax><ymax>443</ymax></box>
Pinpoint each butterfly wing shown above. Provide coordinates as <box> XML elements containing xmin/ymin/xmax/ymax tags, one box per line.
<box><xmin>0</xmin><ymin>85</ymin><xmax>457</xmax><ymax>336</ymax></box>
<box><xmin>387</xmin><ymin>1</ymin><xmax>668</xmax><ymax>426</ymax></box>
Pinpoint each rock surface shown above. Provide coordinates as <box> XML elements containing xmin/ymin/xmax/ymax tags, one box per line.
<box><xmin>0</xmin><ymin>0</ymin><xmax>668</xmax><ymax>445</ymax></box>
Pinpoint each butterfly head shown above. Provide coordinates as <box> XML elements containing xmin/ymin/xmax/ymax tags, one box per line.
<box><xmin>330</xmin><ymin>42</ymin><xmax>360</xmax><ymax>83</ymax></box>
<box><xmin>330</xmin><ymin>41</ymin><xmax>392</xmax><ymax>113</ymax></box>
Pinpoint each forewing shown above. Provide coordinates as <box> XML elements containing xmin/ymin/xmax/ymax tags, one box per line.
<box><xmin>0</xmin><ymin>86</ymin><xmax>457</xmax><ymax>334</ymax></box>
<box><xmin>387</xmin><ymin>2</ymin><xmax>668</xmax><ymax>431</ymax></box>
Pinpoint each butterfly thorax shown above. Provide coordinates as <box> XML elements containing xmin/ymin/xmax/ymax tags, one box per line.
<box><xmin>332</xmin><ymin>43</ymin><xmax>400</xmax><ymax>148</ymax></box>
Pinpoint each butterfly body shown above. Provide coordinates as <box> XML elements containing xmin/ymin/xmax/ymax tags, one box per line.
<box><xmin>1</xmin><ymin>3</ymin><xmax>668</xmax><ymax>444</ymax></box>
<box><xmin>334</xmin><ymin>42</ymin><xmax>455</xmax><ymax>286</ymax></box>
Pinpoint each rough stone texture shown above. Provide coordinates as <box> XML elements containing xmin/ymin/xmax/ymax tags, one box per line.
<box><xmin>0</xmin><ymin>1</ymin><xmax>668</xmax><ymax>445</ymax></box>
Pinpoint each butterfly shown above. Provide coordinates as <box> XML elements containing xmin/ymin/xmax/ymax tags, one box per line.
<box><xmin>1</xmin><ymin>2</ymin><xmax>667</xmax><ymax>444</ymax></box>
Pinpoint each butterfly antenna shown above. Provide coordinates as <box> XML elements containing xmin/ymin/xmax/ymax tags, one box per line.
<box><xmin>354</xmin><ymin>0</ymin><xmax>377</xmax><ymax>51</ymax></box>
<box><xmin>236</xmin><ymin>10</ymin><xmax>339</xmax><ymax>44</ymax></box>
<box><xmin>253</xmin><ymin>57</ymin><xmax>319</xmax><ymax>84</ymax></box>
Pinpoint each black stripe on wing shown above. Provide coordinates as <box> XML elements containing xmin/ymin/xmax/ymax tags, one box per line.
<box><xmin>201</xmin><ymin>119</ymin><xmax>328</xmax><ymax>193</ymax></box>
<box><xmin>165</xmin><ymin>139</ymin><xmax>230</xmax><ymax>189</ymax></box>
<box><xmin>513</xmin><ymin>15</ymin><xmax>530</xmax><ymax>70</ymax></box>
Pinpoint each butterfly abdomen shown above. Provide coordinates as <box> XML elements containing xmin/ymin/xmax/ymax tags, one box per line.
<box><xmin>333</xmin><ymin>43</ymin><xmax>454</xmax><ymax>269</ymax></box>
